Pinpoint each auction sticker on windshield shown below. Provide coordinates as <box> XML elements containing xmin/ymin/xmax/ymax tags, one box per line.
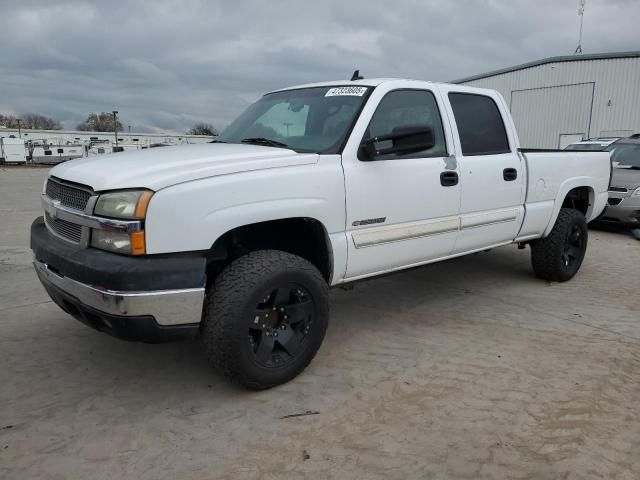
<box><xmin>325</xmin><ymin>86</ymin><xmax>368</xmax><ymax>97</ymax></box>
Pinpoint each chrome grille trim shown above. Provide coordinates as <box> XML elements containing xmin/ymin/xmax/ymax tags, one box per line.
<box><xmin>41</xmin><ymin>195</ymin><xmax>142</xmax><ymax>233</ymax></box>
<box><xmin>45</xmin><ymin>177</ymin><xmax>94</xmax><ymax>211</ymax></box>
<box><xmin>44</xmin><ymin>212</ymin><xmax>83</xmax><ymax>244</ymax></box>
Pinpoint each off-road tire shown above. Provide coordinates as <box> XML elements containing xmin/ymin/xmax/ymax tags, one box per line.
<box><xmin>201</xmin><ymin>250</ymin><xmax>329</xmax><ymax>390</ymax></box>
<box><xmin>531</xmin><ymin>208</ymin><xmax>588</xmax><ymax>282</ymax></box>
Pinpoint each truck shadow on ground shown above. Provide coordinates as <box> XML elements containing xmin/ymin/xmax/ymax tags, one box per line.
<box><xmin>589</xmin><ymin>221</ymin><xmax>639</xmax><ymax>240</ymax></box>
<box><xmin>33</xmin><ymin>246</ymin><xmax>533</xmax><ymax>396</ymax></box>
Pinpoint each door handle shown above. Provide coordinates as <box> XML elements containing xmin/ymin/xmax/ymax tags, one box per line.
<box><xmin>503</xmin><ymin>168</ymin><xmax>518</xmax><ymax>181</ymax></box>
<box><xmin>440</xmin><ymin>171</ymin><xmax>459</xmax><ymax>187</ymax></box>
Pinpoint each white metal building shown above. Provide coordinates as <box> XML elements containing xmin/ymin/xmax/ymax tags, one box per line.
<box><xmin>454</xmin><ymin>51</ymin><xmax>640</xmax><ymax>149</ymax></box>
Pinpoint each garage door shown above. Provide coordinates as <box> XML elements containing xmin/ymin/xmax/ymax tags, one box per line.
<box><xmin>510</xmin><ymin>82</ymin><xmax>595</xmax><ymax>149</ymax></box>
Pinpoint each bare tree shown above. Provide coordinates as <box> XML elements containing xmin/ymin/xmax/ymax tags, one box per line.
<box><xmin>77</xmin><ymin>112</ymin><xmax>123</xmax><ymax>132</ymax></box>
<box><xmin>187</xmin><ymin>123</ymin><xmax>218</xmax><ymax>136</ymax></box>
<box><xmin>22</xmin><ymin>113</ymin><xmax>62</xmax><ymax>130</ymax></box>
<box><xmin>0</xmin><ymin>112</ymin><xmax>61</xmax><ymax>130</ymax></box>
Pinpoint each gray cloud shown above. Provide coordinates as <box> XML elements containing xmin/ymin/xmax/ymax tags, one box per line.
<box><xmin>1</xmin><ymin>0</ymin><xmax>638</xmax><ymax>133</ymax></box>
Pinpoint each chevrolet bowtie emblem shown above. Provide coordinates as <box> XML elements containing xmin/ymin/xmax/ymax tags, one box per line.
<box><xmin>47</xmin><ymin>199</ymin><xmax>61</xmax><ymax>219</ymax></box>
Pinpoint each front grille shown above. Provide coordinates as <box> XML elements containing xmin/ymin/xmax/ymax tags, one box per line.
<box><xmin>608</xmin><ymin>186</ymin><xmax>628</xmax><ymax>193</ymax></box>
<box><xmin>608</xmin><ymin>198</ymin><xmax>622</xmax><ymax>206</ymax></box>
<box><xmin>45</xmin><ymin>177</ymin><xmax>93</xmax><ymax>211</ymax></box>
<box><xmin>45</xmin><ymin>212</ymin><xmax>83</xmax><ymax>243</ymax></box>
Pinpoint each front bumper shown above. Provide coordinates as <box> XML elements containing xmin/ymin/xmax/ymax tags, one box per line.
<box><xmin>600</xmin><ymin>202</ymin><xmax>640</xmax><ymax>226</ymax></box>
<box><xmin>31</xmin><ymin>217</ymin><xmax>206</xmax><ymax>342</ymax></box>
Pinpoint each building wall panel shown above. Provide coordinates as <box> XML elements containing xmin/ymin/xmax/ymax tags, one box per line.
<box><xmin>511</xmin><ymin>83</ymin><xmax>594</xmax><ymax>148</ymax></box>
<box><xmin>458</xmin><ymin>56</ymin><xmax>640</xmax><ymax>148</ymax></box>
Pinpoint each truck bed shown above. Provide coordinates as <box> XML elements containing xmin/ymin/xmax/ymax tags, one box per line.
<box><xmin>516</xmin><ymin>149</ymin><xmax>611</xmax><ymax>241</ymax></box>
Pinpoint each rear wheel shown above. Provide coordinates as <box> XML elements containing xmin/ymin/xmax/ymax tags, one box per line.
<box><xmin>531</xmin><ymin>208</ymin><xmax>588</xmax><ymax>282</ymax></box>
<box><xmin>201</xmin><ymin>250</ymin><xmax>329</xmax><ymax>389</ymax></box>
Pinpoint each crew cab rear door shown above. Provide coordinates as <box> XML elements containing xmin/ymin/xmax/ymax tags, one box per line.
<box><xmin>341</xmin><ymin>83</ymin><xmax>460</xmax><ymax>279</ymax></box>
<box><xmin>439</xmin><ymin>86</ymin><xmax>526</xmax><ymax>253</ymax></box>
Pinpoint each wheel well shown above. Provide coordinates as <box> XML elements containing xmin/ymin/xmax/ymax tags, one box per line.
<box><xmin>561</xmin><ymin>187</ymin><xmax>592</xmax><ymax>216</ymax></box>
<box><xmin>206</xmin><ymin>218</ymin><xmax>332</xmax><ymax>286</ymax></box>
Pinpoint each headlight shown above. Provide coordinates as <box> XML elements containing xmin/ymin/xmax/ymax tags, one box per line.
<box><xmin>94</xmin><ymin>190</ymin><xmax>153</xmax><ymax>219</ymax></box>
<box><xmin>632</xmin><ymin>187</ymin><xmax>640</xmax><ymax>197</ymax></box>
<box><xmin>91</xmin><ymin>189</ymin><xmax>152</xmax><ymax>255</ymax></box>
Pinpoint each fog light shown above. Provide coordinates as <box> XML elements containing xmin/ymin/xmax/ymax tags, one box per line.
<box><xmin>91</xmin><ymin>230</ymin><xmax>133</xmax><ymax>254</ymax></box>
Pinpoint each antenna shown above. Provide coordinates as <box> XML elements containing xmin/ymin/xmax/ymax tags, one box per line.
<box><xmin>574</xmin><ymin>0</ymin><xmax>586</xmax><ymax>54</ymax></box>
<box><xmin>350</xmin><ymin>70</ymin><xmax>364</xmax><ymax>81</ymax></box>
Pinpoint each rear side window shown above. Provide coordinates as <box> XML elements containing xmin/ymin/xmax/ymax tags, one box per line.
<box><xmin>448</xmin><ymin>93</ymin><xmax>510</xmax><ymax>156</ymax></box>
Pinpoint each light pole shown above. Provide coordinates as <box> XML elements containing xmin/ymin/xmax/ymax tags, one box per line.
<box><xmin>128</xmin><ymin>125</ymin><xmax>131</xmax><ymax>134</ymax></box>
<box><xmin>112</xmin><ymin>111</ymin><xmax>119</xmax><ymax>147</ymax></box>
<box><xmin>16</xmin><ymin>119</ymin><xmax>22</xmax><ymax>138</ymax></box>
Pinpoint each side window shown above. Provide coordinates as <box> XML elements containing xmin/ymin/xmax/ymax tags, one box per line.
<box><xmin>448</xmin><ymin>93</ymin><xmax>510</xmax><ymax>156</ymax></box>
<box><xmin>363</xmin><ymin>90</ymin><xmax>447</xmax><ymax>160</ymax></box>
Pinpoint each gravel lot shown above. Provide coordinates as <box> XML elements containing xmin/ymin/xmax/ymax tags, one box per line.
<box><xmin>1</xmin><ymin>167</ymin><xmax>639</xmax><ymax>480</ymax></box>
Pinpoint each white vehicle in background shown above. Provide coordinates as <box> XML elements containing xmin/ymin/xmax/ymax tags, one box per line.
<box><xmin>0</xmin><ymin>137</ymin><xmax>27</xmax><ymax>164</ymax></box>
<box><xmin>88</xmin><ymin>142</ymin><xmax>147</xmax><ymax>156</ymax></box>
<box><xmin>87</xmin><ymin>141</ymin><xmax>113</xmax><ymax>157</ymax></box>
<box><xmin>31</xmin><ymin>77</ymin><xmax>611</xmax><ymax>389</ymax></box>
<box><xmin>31</xmin><ymin>142</ymin><xmax>84</xmax><ymax>164</ymax></box>
<box><xmin>564</xmin><ymin>138</ymin><xmax>619</xmax><ymax>151</ymax></box>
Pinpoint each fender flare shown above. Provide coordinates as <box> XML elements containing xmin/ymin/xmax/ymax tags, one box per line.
<box><xmin>543</xmin><ymin>177</ymin><xmax>595</xmax><ymax>237</ymax></box>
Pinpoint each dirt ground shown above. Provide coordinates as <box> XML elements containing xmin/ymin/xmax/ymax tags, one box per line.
<box><xmin>1</xmin><ymin>167</ymin><xmax>639</xmax><ymax>480</ymax></box>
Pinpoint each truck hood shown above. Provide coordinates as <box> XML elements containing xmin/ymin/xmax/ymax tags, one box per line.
<box><xmin>49</xmin><ymin>143</ymin><xmax>319</xmax><ymax>191</ymax></box>
<box><xmin>610</xmin><ymin>168</ymin><xmax>640</xmax><ymax>190</ymax></box>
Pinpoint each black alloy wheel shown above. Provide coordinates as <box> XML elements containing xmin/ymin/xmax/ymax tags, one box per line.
<box><xmin>561</xmin><ymin>223</ymin><xmax>585</xmax><ymax>269</ymax></box>
<box><xmin>248</xmin><ymin>284</ymin><xmax>314</xmax><ymax>367</ymax></box>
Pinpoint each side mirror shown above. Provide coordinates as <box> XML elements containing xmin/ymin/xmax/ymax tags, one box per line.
<box><xmin>360</xmin><ymin>125</ymin><xmax>435</xmax><ymax>160</ymax></box>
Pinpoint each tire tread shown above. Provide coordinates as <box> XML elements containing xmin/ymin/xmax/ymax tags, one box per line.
<box><xmin>201</xmin><ymin>250</ymin><xmax>328</xmax><ymax>389</ymax></box>
<box><xmin>531</xmin><ymin>208</ymin><xmax>587</xmax><ymax>282</ymax></box>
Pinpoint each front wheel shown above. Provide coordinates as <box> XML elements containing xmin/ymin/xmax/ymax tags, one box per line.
<box><xmin>530</xmin><ymin>208</ymin><xmax>588</xmax><ymax>282</ymax></box>
<box><xmin>201</xmin><ymin>250</ymin><xmax>329</xmax><ymax>390</ymax></box>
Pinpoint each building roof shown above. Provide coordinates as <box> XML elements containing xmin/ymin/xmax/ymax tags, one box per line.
<box><xmin>453</xmin><ymin>51</ymin><xmax>640</xmax><ymax>84</ymax></box>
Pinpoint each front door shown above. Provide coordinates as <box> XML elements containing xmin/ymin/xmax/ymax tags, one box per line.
<box><xmin>342</xmin><ymin>87</ymin><xmax>461</xmax><ymax>280</ymax></box>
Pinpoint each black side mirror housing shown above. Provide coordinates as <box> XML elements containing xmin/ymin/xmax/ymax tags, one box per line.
<box><xmin>360</xmin><ymin>125</ymin><xmax>435</xmax><ymax>160</ymax></box>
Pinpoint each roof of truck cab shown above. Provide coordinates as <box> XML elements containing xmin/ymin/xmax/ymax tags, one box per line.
<box><xmin>269</xmin><ymin>78</ymin><xmax>437</xmax><ymax>93</ymax></box>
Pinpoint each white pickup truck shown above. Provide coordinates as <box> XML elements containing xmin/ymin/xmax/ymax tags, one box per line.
<box><xmin>31</xmin><ymin>78</ymin><xmax>611</xmax><ymax>388</ymax></box>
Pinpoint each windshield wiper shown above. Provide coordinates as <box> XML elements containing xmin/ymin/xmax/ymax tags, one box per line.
<box><xmin>240</xmin><ymin>137</ymin><xmax>290</xmax><ymax>149</ymax></box>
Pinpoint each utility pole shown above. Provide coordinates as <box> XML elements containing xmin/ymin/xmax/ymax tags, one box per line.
<box><xmin>112</xmin><ymin>111</ymin><xmax>119</xmax><ymax>147</ymax></box>
<box><xmin>128</xmin><ymin>125</ymin><xmax>131</xmax><ymax>134</ymax></box>
<box><xmin>16</xmin><ymin>119</ymin><xmax>22</xmax><ymax>138</ymax></box>
<box><xmin>574</xmin><ymin>0</ymin><xmax>586</xmax><ymax>54</ymax></box>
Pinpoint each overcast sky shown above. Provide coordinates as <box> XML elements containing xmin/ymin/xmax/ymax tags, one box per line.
<box><xmin>1</xmin><ymin>0</ymin><xmax>638</xmax><ymax>133</ymax></box>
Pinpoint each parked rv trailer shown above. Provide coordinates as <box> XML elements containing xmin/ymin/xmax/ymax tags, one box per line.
<box><xmin>0</xmin><ymin>137</ymin><xmax>27</xmax><ymax>164</ymax></box>
<box><xmin>30</xmin><ymin>143</ymin><xmax>84</xmax><ymax>164</ymax></box>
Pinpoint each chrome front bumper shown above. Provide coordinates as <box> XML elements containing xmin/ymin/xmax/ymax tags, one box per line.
<box><xmin>34</xmin><ymin>259</ymin><xmax>205</xmax><ymax>327</ymax></box>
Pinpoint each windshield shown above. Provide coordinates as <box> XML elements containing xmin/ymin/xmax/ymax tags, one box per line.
<box><xmin>217</xmin><ymin>86</ymin><xmax>371</xmax><ymax>153</ymax></box>
<box><xmin>565</xmin><ymin>143</ymin><xmax>606</xmax><ymax>151</ymax></box>
<box><xmin>606</xmin><ymin>142</ymin><xmax>640</xmax><ymax>168</ymax></box>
